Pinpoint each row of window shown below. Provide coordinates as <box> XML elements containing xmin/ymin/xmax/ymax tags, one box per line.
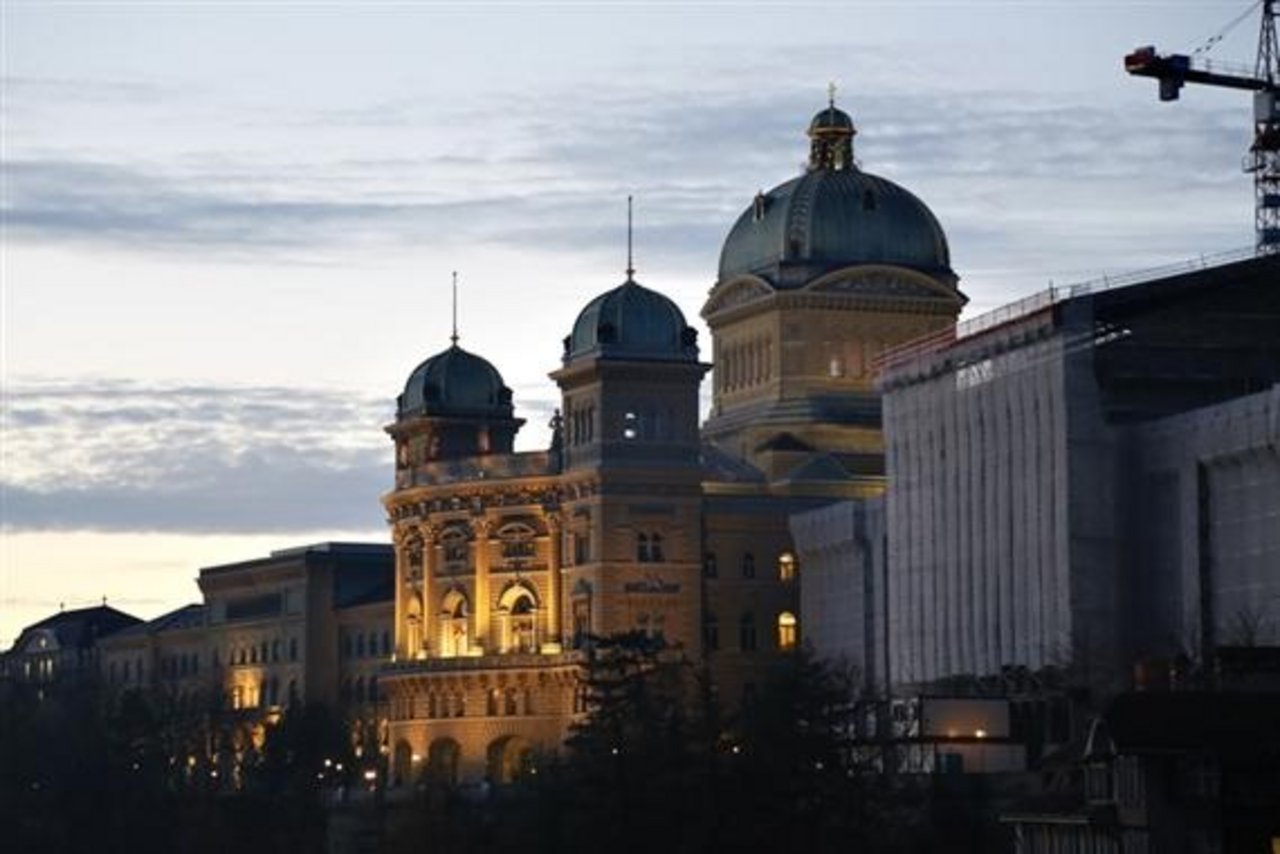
<box><xmin>703</xmin><ymin>611</ymin><xmax>797</xmax><ymax>653</ymax></box>
<box><xmin>220</xmin><ymin>637</ymin><xmax>299</xmax><ymax>668</ymax></box>
<box><xmin>702</xmin><ymin>551</ymin><xmax>797</xmax><ymax>581</ymax></box>
<box><xmin>159</xmin><ymin>651</ymin><xmax>201</xmax><ymax>680</ymax></box>
<box><xmin>339</xmin><ymin>674</ymin><xmax>382</xmax><ymax>705</ymax></box>
<box><xmin>231</xmin><ymin>675</ymin><xmax>297</xmax><ymax>710</ymax></box>
<box><xmin>341</xmin><ymin>629</ymin><xmax>392</xmax><ymax>660</ymax></box>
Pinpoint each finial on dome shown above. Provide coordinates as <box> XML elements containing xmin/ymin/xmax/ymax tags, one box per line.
<box><xmin>828</xmin><ymin>80</ymin><xmax>837</xmax><ymax>108</ymax></box>
<box><xmin>625</xmin><ymin>195</ymin><xmax>635</xmax><ymax>282</ymax></box>
<box><xmin>450</xmin><ymin>271</ymin><xmax>459</xmax><ymax>346</ymax></box>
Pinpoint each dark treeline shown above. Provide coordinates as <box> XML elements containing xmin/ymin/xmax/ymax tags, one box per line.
<box><xmin>0</xmin><ymin>638</ymin><xmax>993</xmax><ymax>854</ymax></box>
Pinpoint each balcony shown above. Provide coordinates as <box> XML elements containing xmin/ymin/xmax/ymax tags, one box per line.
<box><xmin>382</xmin><ymin>650</ymin><xmax>584</xmax><ymax>676</ymax></box>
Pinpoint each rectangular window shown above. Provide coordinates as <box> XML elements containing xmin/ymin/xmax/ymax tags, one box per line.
<box><xmin>703</xmin><ymin>552</ymin><xmax>718</xmax><ymax>578</ymax></box>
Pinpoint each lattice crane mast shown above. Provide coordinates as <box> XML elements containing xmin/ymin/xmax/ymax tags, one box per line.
<box><xmin>1125</xmin><ymin>0</ymin><xmax>1280</xmax><ymax>252</ymax></box>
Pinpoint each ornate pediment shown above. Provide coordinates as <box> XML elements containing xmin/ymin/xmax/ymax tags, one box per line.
<box><xmin>807</xmin><ymin>266</ymin><xmax>959</xmax><ymax>303</ymax></box>
<box><xmin>703</xmin><ymin>276</ymin><xmax>774</xmax><ymax>317</ymax></box>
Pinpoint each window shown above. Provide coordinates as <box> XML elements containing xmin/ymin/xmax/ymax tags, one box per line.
<box><xmin>271</xmin><ymin>639</ymin><xmax>280</xmax><ymax>662</ymax></box>
<box><xmin>355</xmin><ymin>676</ymin><xmax>366</xmax><ymax>704</ymax></box>
<box><xmin>443</xmin><ymin>528</ymin><xmax>469</xmax><ymax>567</ymax></box>
<box><xmin>572</xmin><ymin>597</ymin><xmax>592</xmax><ymax>649</ymax></box>
<box><xmin>573</xmin><ymin>532</ymin><xmax>590</xmax><ymax>565</ymax></box>
<box><xmin>289</xmin><ymin>637</ymin><xmax>298</xmax><ymax>662</ymax></box>
<box><xmin>488</xmin><ymin>689</ymin><xmax>501</xmax><ymax>716</ymax></box>
<box><xmin>703</xmin><ymin>552</ymin><xmax>718</xmax><ymax>578</ymax></box>
<box><xmin>740</xmin><ymin>614</ymin><xmax>757</xmax><ymax>652</ymax></box>
<box><xmin>356</xmin><ymin>633</ymin><xmax>366</xmax><ymax>658</ymax></box>
<box><xmin>342</xmin><ymin>634</ymin><xmax>352</xmax><ymax>659</ymax></box>
<box><xmin>382</xmin><ymin>631</ymin><xmax>391</xmax><ymax>657</ymax></box>
<box><xmin>509</xmin><ymin>594</ymin><xmax>536</xmax><ymax>653</ymax></box>
<box><xmin>703</xmin><ymin>614</ymin><xmax>719</xmax><ymax>651</ymax></box>
<box><xmin>741</xmin><ymin>552</ymin><xmax>756</xmax><ymax>579</ymax></box>
<box><xmin>368</xmin><ymin>675</ymin><xmax>379</xmax><ymax>702</ymax></box>
<box><xmin>777</xmin><ymin>612</ymin><xmax>797</xmax><ymax>651</ymax></box>
<box><xmin>778</xmin><ymin>552</ymin><xmax>797</xmax><ymax>582</ymax></box>
<box><xmin>637</xmin><ymin>532</ymin><xmax>664</xmax><ymax>563</ymax></box>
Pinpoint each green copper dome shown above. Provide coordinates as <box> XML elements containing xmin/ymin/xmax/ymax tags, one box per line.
<box><xmin>566</xmin><ymin>279</ymin><xmax>698</xmax><ymax>362</ymax></box>
<box><xmin>397</xmin><ymin>344</ymin><xmax>514</xmax><ymax>419</ymax></box>
<box><xmin>718</xmin><ymin>102</ymin><xmax>954</xmax><ymax>288</ymax></box>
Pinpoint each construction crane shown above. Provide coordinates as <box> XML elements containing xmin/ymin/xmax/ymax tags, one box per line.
<box><xmin>1125</xmin><ymin>0</ymin><xmax>1280</xmax><ymax>252</ymax></box>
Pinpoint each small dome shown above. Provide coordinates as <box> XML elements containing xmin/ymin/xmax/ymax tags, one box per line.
<box><xmin>566</xmin><ymin>279</ymin><xmax>698</xmax><ymax>362</ymax></box>
<box><xmin>397</xmin><ymin>344</ymin><xmax>514</xmax><ymax>419</ymax></box>
<box><xmin>809</xmin><ymin>104</ymin><xmax>855</xmax><ymax>134</ymax></box>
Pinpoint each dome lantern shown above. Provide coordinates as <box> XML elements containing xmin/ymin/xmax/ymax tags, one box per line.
<box><xmin>808</xmin><ymin>84</ymin><xmax>856</xmax><ymax>172</ymax></box>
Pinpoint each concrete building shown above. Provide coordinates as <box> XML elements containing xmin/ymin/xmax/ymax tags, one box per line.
<box><xmin>792</xmin><ymin>252</ymin><xmax>1280</xmax><ymax>705</ymax></box>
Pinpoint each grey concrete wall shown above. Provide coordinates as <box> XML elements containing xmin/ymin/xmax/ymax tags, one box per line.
<box><xmin>789</xmin><ymin>497</ymin><xmax>886</xmax><ymax>692</ymax></box>
<box><xmin>1134</xmin><ymin>384</ymin><xmax>1280</xmax><ymax>653</ymax></box>
<box><xmin>883</xmin><ymin>332</ymin><xmax>1075</xmax><ymax>688</ymax></box>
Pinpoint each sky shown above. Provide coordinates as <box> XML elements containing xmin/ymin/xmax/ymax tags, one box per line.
<box><xmin>0</xmin><ymin>0</ymin><xmax>1266</xmax><ymax>646</ymax></box>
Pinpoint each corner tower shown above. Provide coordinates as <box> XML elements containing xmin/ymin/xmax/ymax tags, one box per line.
<box><xmin>550</xmin><ymin>266</ymin><xmax>709</xmax><ymax>653</ymax></box>
<box><xmin>702</xmin><ymin>97</ymin><xmax>966</xmax><ymax>477</ymax></box>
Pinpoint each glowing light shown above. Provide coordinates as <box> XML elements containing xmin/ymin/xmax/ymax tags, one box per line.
<box><xmin>975</xmin><ymin>729</ymin><xmax>987</xmax><ymax>739</ymax></box>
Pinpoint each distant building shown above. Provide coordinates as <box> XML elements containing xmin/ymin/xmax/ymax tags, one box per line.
<box><xmin>0</xmin><ymin>604</ymin><xmax>141</xmax><ymax>689</ymax></box>
<box><xmin>90</xmin><ymin>543</ymin><xmax>396</xmax><ymax>778</ymax></box>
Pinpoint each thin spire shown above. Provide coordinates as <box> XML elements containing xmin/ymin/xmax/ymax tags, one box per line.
<box><xmin>828</xmin><ymin>80</ymin><xmax>837</xmax><ymax>108</ymax></box>
<box><xmin>450</xmin><ymin>271</ymin><xmax>459</xmax><ymax>346</ymax></box>
<box><xmin>625</xmin><ymin>195</ymin><xmax>635</xmax><ymax>282</ymax></box>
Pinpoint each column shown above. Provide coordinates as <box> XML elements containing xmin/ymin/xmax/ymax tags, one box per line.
<box><xmin>546</xmin><ymin>511</ymin><xmax>563</xmax><ymax>649</ymax></box>
<box><xmin>473</xmin><ymin>517</ymin><xmax>492</xmax><ymax>652</ymax></box>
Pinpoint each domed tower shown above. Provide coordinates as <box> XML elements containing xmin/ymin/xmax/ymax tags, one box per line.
<box><xmin>387</xmin><ymin>337</ymin><xmax>524</xmax><ymax>477</ymax></box>
<box><xmin>550</xmin><ymin>255</ymin><xmax>709</xmax><ymax>654</ymax></box>
<box><xmin>702</xmin><ymin>96</ymin><xmax>966</xmax><ymax>474</ymax></box>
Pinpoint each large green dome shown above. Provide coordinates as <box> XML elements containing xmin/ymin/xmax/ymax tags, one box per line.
<box><xmin>718</xmin><ymin>102</ymin><xmax>955</xmax><ymax>288</ymax></box>
<box><xmin>397</xmin><ymin>343</ymin><xmax>514</xmax><ymax>420</ymax></box>
<box><xmin>565</xmin><ymin>279</ymin><xmax>698</xmax><ymax>363</ymax></box>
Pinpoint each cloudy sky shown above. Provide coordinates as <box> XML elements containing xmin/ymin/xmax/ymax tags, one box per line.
<box><xmin>0</xmin><ymin>0</ymin><xmax>1261</xmax><ymax>645</ymax></box>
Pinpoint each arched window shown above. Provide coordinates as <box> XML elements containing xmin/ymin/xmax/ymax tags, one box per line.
<box><xmin>510</xmin><ymin>593</ymin><xmax>536</xmax><ymax>653</ymax></box>
<box><xmin>442</xmin><ymin>526</ymin><xmax>469</xmax><ymax>569</ymax></box>
<box><xmin>441</xmin><ymin>589</ymin><xmax>469</xmax><ymax>657</ymax></box>
<box><xmin>741</xmin><ymin>552</ymin><xmax>756</xmax><ymax>579</ymax></box>
<box><xmin>777</xmin><ymin>612</ymin><xmax>798</xmax><ymax>651</ymax></box>
<box><xmin>778</xmin><ymin>552</ymin><xmax>797</xmax><ymax>582</ymax></box>
<box><xmin>505</xmin><ymin>688</ymin><xmax>519</xmax><ymax>716</ymax></box>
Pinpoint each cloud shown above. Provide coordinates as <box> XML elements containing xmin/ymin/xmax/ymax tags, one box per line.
<box><xmin>2</xmin><ymin>378</ymin><xmax>394</xmax><ymax>533</ymax></box>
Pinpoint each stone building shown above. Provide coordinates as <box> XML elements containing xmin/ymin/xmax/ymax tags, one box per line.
<box><xmin>380</xmin><ymin>98</ymin><xmax>968</xmax><ymax>783</ymax></box>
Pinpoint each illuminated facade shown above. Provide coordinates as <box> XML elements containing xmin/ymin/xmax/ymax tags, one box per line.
<box><xmin>380</xmin><ymin>100</ymin><xmax>966</xmax><ymax>783</ymax></box>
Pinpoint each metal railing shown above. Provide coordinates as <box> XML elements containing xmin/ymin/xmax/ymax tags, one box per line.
<box><xmin>874</xmin><ymin>246</ymin><xmax>1261</xmax><ymax>374</ymax></box>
